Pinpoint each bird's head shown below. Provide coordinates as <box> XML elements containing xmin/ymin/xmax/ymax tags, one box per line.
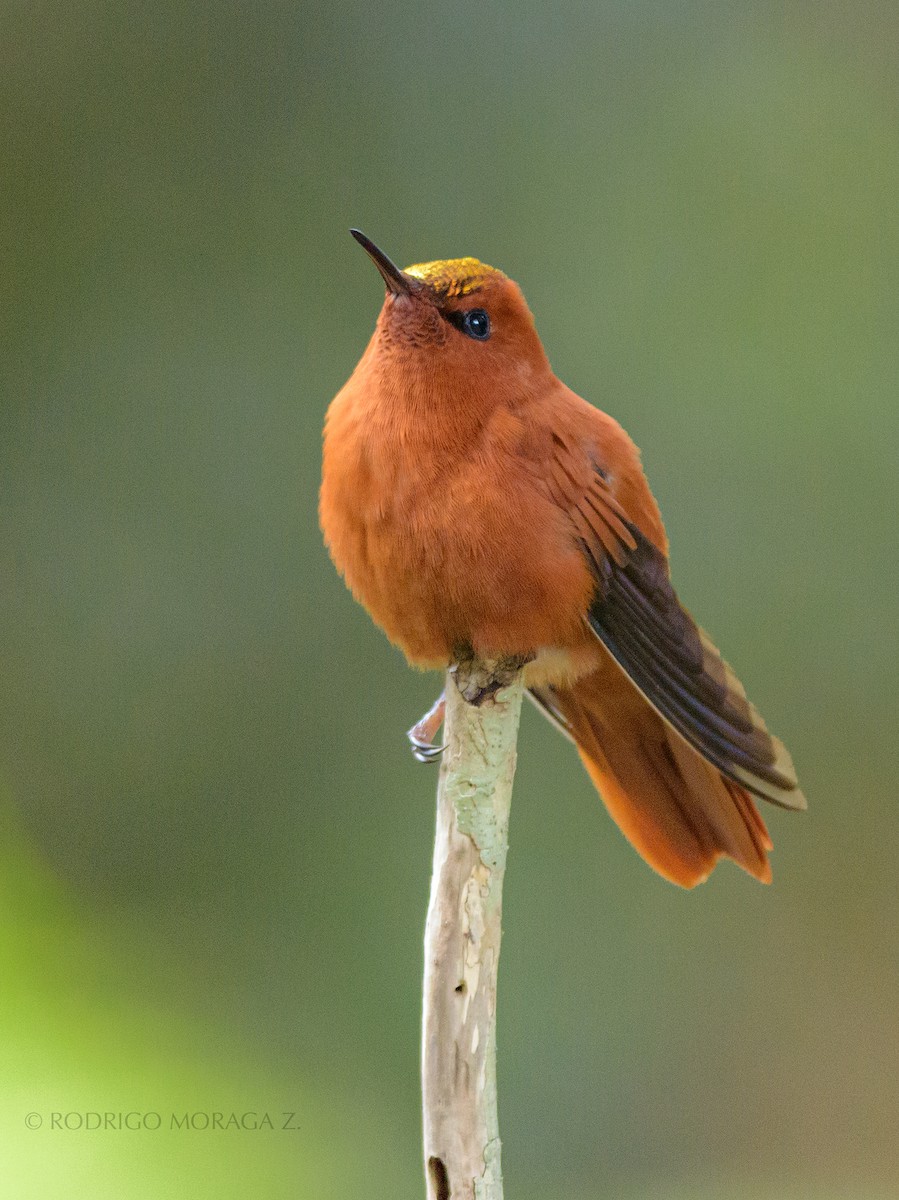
<box><xmin>350</xmin><ymin>230</ymin><xmax>552</xmax><ymax>401</ymax></box>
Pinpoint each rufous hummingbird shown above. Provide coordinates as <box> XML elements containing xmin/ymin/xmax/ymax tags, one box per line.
<box><xmin>320</xmin><ymin>231</ymin><xmax>805</xmax><ymax>887</ymax></box>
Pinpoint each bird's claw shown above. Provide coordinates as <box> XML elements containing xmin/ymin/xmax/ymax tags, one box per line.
<box><xmin>407</xmin><ymin>692</ymin><xmax>446</xmax><ymax>764</ymax></box>
<box><xmin>409</xmin><ymin>736</ymin><xmax>445</xmax><ymax>764</ymax></box>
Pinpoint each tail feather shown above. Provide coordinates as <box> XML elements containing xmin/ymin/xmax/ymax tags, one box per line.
<box><xmin>548</xmin><ymin>671</ymin><xmax>773</xmax><ymax>888</ymax></box>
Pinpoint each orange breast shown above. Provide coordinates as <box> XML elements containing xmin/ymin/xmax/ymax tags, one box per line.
<box><xmin>321</xmin><ymin>378</ymin><xmax>596</xmax><ymax>668</ymax></box>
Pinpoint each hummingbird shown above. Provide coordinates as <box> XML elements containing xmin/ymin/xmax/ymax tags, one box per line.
<box><xmin>320</xmin><ymin>230</ymin><xmax>805</xmax><ymax>888</ymax></box>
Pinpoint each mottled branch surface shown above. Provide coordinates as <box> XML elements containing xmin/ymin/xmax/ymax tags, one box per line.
<box><xmin>422</xmin><ymin>661</ymin><xmax>524</xmax><ymax>1200</ymax></box>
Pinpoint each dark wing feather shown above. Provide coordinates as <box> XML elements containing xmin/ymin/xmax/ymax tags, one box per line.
<box><xmin>527</xmin><ymin>685</ymin><xmax>575</xmax><ymax>743</ymax></box>
<box><xmin>585</xmin><ymin>507</ymin><xmax>805</xmax><ymax>811</ymax></box>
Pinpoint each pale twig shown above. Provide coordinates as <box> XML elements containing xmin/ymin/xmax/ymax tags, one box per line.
<box><xmin>421</xmin><ymin>660</ymin><xmax>524</xmax><ymax>1200</ymax></box>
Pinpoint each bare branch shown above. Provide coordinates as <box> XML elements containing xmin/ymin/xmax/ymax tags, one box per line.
<box><xmin>422</xmin><ymin>662</ymin><xmax>524</xmax><ymax>1200</ymax></box>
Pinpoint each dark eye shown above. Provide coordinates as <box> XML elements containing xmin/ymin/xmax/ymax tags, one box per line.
<box><xmin>461</xmin><ymin>309</ymin><xmax>490</xmax><ymax>340</ymax></box>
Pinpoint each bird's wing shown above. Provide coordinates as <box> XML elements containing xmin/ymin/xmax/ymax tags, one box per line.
<box><xmin>544</xmin><ymin>436</ymin><xmax>805</xmax><ymax>812</ymax></box>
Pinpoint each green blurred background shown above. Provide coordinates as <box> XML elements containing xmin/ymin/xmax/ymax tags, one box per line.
<box><xmin>2</xmin><ymin>1</ymin><xmax>898</xmax><ymax>1196</ymax></box>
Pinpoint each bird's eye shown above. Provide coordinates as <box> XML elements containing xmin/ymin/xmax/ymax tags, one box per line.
<box><xmin>461</xmin><ymin>309</ymin><xmax>490</xmax><ymax>340</ymax></box>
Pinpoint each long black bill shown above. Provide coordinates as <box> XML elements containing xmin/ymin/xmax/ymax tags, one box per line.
<box><xmin>350</xmin><ymin>229</ymin><xmax>417</xmax><ymax>296</ymax></box>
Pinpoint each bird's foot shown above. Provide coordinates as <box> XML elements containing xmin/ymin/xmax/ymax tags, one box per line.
<box><xmin>407</xmin><ymin>692</ymin><xmax>446</xmax><ymax>764</ymax></box>
<box><xmin>451</xmin><ymin>653</ymin><xmax>533</xmax><ymax>707</ymax></box>
<box><xmin>408</xmin><ymin>656</ymin><xmax>532</xmax><ymax>761</ymax></box>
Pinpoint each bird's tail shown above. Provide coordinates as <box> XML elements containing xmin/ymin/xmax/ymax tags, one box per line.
<box><xmin>536</xmin><ymin>670</ymin><xmax>773</xmax><ymax>888</ymax></box>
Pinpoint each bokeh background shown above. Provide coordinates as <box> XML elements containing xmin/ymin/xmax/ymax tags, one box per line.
<box><xmin>2</xmin><ymin>2</ymin><xmax>898</xmax><ymax>1197</ymax></box>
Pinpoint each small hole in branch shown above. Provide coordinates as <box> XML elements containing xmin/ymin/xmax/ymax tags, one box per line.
<box><xmin>428</xmin><ymin>1156</ymin><xmax>449</xmax><ymax>1200</ymax></box>
<box><xmin>454</xmin><ymin>981</ymin><xmax>467</xmax><ymax>995</ymax></box>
